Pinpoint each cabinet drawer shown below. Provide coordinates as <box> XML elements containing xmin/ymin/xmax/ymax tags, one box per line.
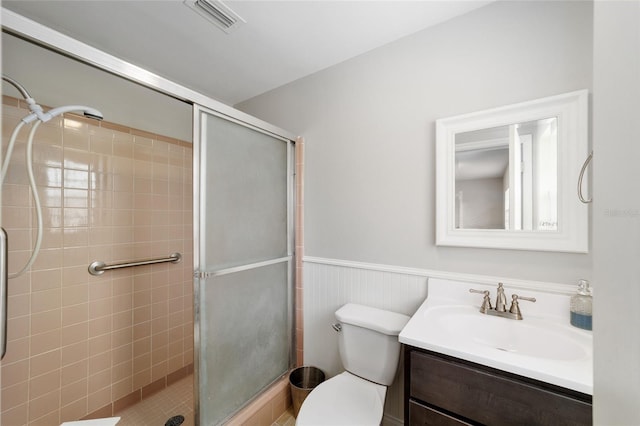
<box><xmin>409</xmin><ymin>400</ymin><xmax>473</xmax><ymax>426</ymax></box>
<box><xmin>410</xmin><ymin>350</ymin><xmax>591</xmax><ymax>426</ymax></box>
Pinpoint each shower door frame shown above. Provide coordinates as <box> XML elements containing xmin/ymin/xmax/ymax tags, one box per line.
<box><xmin>192</xmin><ymin>105</ymin><xmax>297</xmax><ymax>424</ymax></box>
<box><xmin>3</xmin><ymin>10</ymin><xmax>299</xmax><ymax>425</ymax></box>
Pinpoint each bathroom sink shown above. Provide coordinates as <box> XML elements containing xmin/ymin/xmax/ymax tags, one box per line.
<box><xmin>399</xmin><ymin>278</ymin><xmax>593</xmax><ymax>395</ymax></box>
<box><xmin>423</xmin><ymin>305</ymin><xmax>589</xmax><ymax>361</ymax></box>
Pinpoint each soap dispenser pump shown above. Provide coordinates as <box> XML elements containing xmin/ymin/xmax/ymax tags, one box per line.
<box><xmin>570</xmin><ymin>279</ymin><xmax>592</xmax><ymax>330</ymax></box>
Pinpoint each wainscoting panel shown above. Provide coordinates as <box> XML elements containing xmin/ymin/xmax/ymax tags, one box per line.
<box><xmin>302</xmin><ymin>258</ymin><xmax>428</xmax><ymax>424</ymax></box>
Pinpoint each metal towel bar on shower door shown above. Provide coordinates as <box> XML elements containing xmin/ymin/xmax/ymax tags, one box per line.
<box><xmin>88</xmin><ymin>252</ymin><xmax>182</xmax><ymax>276</ymax></box>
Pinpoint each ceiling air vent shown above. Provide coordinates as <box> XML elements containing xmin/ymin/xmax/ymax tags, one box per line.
<box><xmin>184</xmin><ymin>0</ymin><xmax>246</xmax><ymax>34</ymax></box>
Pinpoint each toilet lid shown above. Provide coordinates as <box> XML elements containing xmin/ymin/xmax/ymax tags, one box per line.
<box><xmin>296</xmin><ymin>372</ymin><xmax>386</xmax><ymax>426</ymax></box>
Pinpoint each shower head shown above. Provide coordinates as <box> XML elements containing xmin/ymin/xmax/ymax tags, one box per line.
<box><xmin>45</xmin><ymin>105</ymin><xmax>103</xmax><ymax>121</ymax></box>
<box><xmin>22</xmin><ymin>105</ymin><xmax>104</xmax><ymax>124</ymax></box>
<box><xmin>83</xmin><ymin>110</ymin><xmax>104</xmax><ymax>121</ymax></box>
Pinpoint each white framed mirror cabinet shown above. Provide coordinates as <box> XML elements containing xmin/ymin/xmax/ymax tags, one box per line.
<box><xmin>435</xmin><ymin>90</ymin><xmax>589</xmax><ymax>252</ymax></box>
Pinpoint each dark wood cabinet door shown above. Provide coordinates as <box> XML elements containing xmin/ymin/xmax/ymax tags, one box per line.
<box><xmin>405</xmin><ymin>348</ymin><xmax>592</xmax><ymax>426</ymax></box>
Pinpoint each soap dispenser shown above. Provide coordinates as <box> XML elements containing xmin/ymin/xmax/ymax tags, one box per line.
<box><xmin>570</xmin><ymin>279</ymin><xmax>592</xmax><ymax>330</ymax></box>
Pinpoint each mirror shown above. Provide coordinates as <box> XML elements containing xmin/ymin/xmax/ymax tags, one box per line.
<box><xmin>455</xmin><ymin>117</ymin><xmax>558</xmax><ymax>231</ymax></box>
<box><xmin>436</xmin><ymin>90</ymin><xmax>589</xmax><ymax>252</ymax></box>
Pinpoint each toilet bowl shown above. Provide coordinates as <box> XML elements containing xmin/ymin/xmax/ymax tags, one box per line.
<box><xmin>296</xmin><ymin>372</ymin><xmax>385</xmax><ymax>425</ymax></box>
<box><xmin>296</xmin><ymin>303</ymin><xmax>409</xmax><ymax>426</ymax></box>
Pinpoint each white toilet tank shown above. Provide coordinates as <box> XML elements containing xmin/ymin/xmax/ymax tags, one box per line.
<box><xmin>335</xmin><ymin>304</ymin><xmax>410</xmax><ymax>386</ymax></box>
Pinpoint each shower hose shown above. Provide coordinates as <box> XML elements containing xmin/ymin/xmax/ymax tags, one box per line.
<box><xmin>1</xmin><ymin>118</ymin><xmax>45</xmax><ymax>278</ymax></box>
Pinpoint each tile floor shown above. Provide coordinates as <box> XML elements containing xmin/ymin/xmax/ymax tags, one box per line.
<box><xmin>272</xmin><ymin>408</ymin><xmax>295</xmax><ymax>426</ymax></box>
<box><xmin>114</xmin><ymin>375</ymin><xmax>296</xmax><ymax>426</ymax></box>
<box><xmin>116</xmin><ymin>375</ymin><xmax>194</xmax><ymax>426</ymax></box>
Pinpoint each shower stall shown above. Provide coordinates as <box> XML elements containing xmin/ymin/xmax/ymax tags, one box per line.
<box><xmin>1</xmin><ymin>12</ymin><xmax>298</xmax><ymax>426</ymax></box>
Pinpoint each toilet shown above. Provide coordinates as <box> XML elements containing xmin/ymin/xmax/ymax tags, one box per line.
<box><xmin>296</xmin><ymin>303</ymin><xmax>410</xmax><ymax>425</ymax></box>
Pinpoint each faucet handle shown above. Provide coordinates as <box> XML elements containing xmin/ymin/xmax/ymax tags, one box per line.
<box><xmin>469</xmin><ymin>289</ymin><xmax>492</xmax><ymax>313</ymax></box>
<box><xmin>508</xmin><ymin>294</ymin><xmax>536</xmax><ymax>320</ymax></box>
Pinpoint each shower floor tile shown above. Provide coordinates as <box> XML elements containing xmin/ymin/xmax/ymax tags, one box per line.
<box><xmin>115</xmin><ymin>374</ymin><xmax>293</xmax><ymax>426</ymax></box>
<box><xmin>116</xmin><ymin>375</ymin><xmax>194</xmax><ymax>426</ymax></box>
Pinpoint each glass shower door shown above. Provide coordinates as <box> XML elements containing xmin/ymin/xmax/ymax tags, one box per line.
<box><xmin>194</xmin><ymin>106</ymin><xmax>294</xmax><ymax>425</ymax></box>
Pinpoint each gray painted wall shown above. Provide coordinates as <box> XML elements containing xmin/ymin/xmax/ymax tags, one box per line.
<box><xmin>592</xmin><ymin>1</ymin><xmax>640</xmax><ymax>423</ymax></box>
<box><xmin>238</xmin><ymin>1</ymin><xmax>593</xmax><ymax>284</ymax></box>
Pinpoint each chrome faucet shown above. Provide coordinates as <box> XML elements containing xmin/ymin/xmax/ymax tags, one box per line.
<box><xmin>495</xmin><ymin>282</ymin><xmax>507</xmax><ymax>312</ymax></box>
<box><xmin>469</xmin><ymin>283</ymin><xmax>536</xmax><ymax>320</ymax></box>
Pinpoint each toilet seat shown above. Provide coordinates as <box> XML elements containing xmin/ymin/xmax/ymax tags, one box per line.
<box><xmin>295</xmin><ymin>372</ymin><xmax>386</xmax><ymax>426</ymax></box>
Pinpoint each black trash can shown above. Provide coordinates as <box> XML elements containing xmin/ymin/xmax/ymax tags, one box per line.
<box><xmin>289</xmin><ymin>366</ymin><xmax>325</xmax><ymax>418</ymax></box>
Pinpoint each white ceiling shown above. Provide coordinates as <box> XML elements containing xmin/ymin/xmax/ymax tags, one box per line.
<box><xmin>2</xmin><ymin>1</ymin><xmax>492</xmax><ymax>106</ymax></box>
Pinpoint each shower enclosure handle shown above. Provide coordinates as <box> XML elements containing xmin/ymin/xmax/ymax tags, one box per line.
<box><xmin>1</xmin><ymin>227</ymin><xmax>8</xmax><ymax>360</ymax></box>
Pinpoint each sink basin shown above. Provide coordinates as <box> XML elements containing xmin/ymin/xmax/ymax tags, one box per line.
<box><xmin>399</xmin><ymin>278</ymin><xmax>593</xmax><ymax>395</ymax></box>
<box><xmin>425</xmin><ymin>305</ymin><xmax>589</xmax><ymax>361</ymax></box>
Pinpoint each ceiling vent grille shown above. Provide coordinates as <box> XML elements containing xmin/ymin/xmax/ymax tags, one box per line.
<box><xmin>184</xmin><ymin>0</ymin><xmax>246</xmax><ymax>34</ymax></box>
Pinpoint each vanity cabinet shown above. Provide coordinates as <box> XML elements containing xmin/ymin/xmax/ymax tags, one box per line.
<box><xmin>404</xmin><ymin>346</ymin><xmax>592</xmax><ymax>426</ymax></box>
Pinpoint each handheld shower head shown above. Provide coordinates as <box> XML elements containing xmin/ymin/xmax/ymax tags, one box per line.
<box><xmin>83</xmin><ymin>110</ymin><xmax>104</xmax><ymax>121</ymax></box>
<box><xmin>22</xmin><ymin>105</ymin><xmax>104</xmax><ymax>124</ymax></box>
<box><xmin>44</xmin><ymin>105</ymin><xmax>103</xmax><ymax>121</ymax></box>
